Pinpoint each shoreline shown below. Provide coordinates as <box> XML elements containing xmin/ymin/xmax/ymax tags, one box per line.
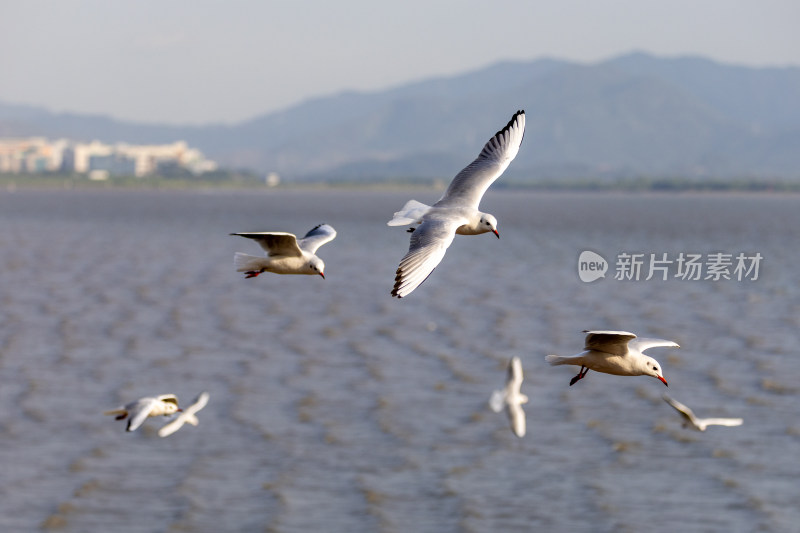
<box><xmin>1</xmin><ymin>173</ymin><xmax>799</xmax><ymax>194</ymax></box>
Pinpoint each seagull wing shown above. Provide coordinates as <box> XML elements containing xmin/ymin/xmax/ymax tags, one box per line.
<box><xmin>183</xmin><ymin>391</ymin><xmax>210</xmax><ymax>417</ymax></box>
<box><xmin>699</xmin><ymin>418</ymin><xmax>743</xmax><ymax>428</ymax></box>
<box><xmin>158</xmin><ymin>415</ymin><xmax>188</xmax><ymax>437</ymax></box>
<box><xmin>629</xmin><ymin>337</ymin><xmax>680</xmax><ymax>353</ymax></box>
<box><xmin>297</xmin><ymin>224</ymin><xmax>337</xmax><ymax>254</ymax></box>
<box><xmin>434</xmin><ymin>110</ymin><xmax>525</xmax><ymax>210</ymax></box>
<box><xmin>506</xmin><ymin>357</ymin><xmax>526</xmax><ymax>437</ymax></box>
<box><xmin>583</xmin><ymin>330</ymin><xmax>637</xmax><ymax>356</ymax></box>
<box><xmin>156</xmin><ymin>394</ymin><xmax>179</xmax><ymax>404</ymax></box>
<box><xmin>230</xmin><ymin>232</ymin><xmax>303</xmax><ymax>257</ymax></box>
<box><xmin>663</xmin><ymin>395</ymin><xmax>698</xmax><ymax>426</ymax></box>
<box><xmin>507</xmin><ymin>401</ymin><xmax>526</xmax><ymax>438</ymax></box>
<box><xmin>126</xmin><ymin>398</ymin><xmax>158</xmax><ymax>432</ymax></box>
<box><xmin>391</xmin><ymin>216</ymin><xmax>461</xmax><ymax>298</ymax></box>
<box><xmin>507</xmin><ymin>356</ymin><xmax>524</xmax><ymax>391</ymax></box>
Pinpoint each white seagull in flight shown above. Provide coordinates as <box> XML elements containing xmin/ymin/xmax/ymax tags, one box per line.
<box><xmin>489</xmin><ymin>356</ymin><xmax>528</xmax><ymax>438</ymax></box>
<box><xmin>388</xmin><ymin>110</ymin><xmax>525</xmax><ymax>298</ymax></box>
<box><xmin>663</xmin><ymin>395</ymin><xmax>743</xmax><ymax>432</ymax></box>
<box><xmin>158</xmin><ymin>391</ymin><xmax>210</xmax><ymax>437</ymax></box>
<box><xmin>545</xmin><ymin>330</ymin><xmax>677</xmax><ymax>387</ymax></box>
<box><xmin>230</xmin><ymin>223</ymin><xmax>336</xmax><ymax>279</ymax></box>
<box><xmin>104</xmin><ymin>394</ymin><xmax>181</xmax><ymax>432</ymax></box>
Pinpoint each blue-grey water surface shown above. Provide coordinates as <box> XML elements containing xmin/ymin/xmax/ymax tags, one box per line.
<box><xmin>0</xmin><ymin>188</ymin><xmax>798</xmax><ymax>532</ymax></box>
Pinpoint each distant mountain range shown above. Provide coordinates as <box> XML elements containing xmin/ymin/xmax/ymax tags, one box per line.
<box><xmin>2</xmin><ymin>51</ymin><xmax>799</xmax><ymax>182</ymax></box>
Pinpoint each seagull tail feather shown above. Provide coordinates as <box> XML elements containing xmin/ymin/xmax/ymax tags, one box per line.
<box><xmin>387</xmin><ymin>199</ymin><xmax>431</xmax><ymax>226</ymax></box>
<box><xmin>234</xmin><ymin>252</ymin><xmax>265</xmax><ymax>273</ymax></box>
<box><xmin>544</xmin><ymin>354</ymin><xmax>568</xmax><ymax>366</ymax></box>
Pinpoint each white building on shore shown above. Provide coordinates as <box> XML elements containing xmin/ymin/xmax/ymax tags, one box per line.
<box><xmin>0</xmin><ymin>137</ymin><xmax>217</xmax><ymax>177</ymax></box>
<box><xmin>0</xmin><ymin>137</ymin><xmax>71</xmax><ymax>173</ymax></box>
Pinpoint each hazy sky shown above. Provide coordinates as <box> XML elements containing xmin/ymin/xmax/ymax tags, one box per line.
<box><xmin>2</xmin><ymin>1</ymin><xmax>798</xmax><ymax>125</ymax></box>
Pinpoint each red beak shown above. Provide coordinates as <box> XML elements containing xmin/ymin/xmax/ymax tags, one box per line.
<box><xmin>492</xmin><ymin>229</ymin><xmax>500</xmax><ymax>239</ymax></box>
<box><xmin>658</xmin><ymin>376</ymin><xmax>668</xmax><ymax>387</ymax></box>
<box><xmin>319</xmin><ymin>272</ymin><xmax>325</xmax><ymax>279</ymax></box>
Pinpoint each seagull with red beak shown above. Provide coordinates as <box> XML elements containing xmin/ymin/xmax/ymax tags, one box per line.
<box><xmin>545</xmin><ymin>330</ymin><xmax>675</xmax><ymax>387</ymax></box>
<box><xmin>230</xmin><ymin>223</ymin><xmax>336</xmax><ymax>279</ymax></box>
<box><xmin>104</xmin><ymin>394</ymin><xmax>182</xmax><ymax>432</ymax></box>
<box><xmin>388</xmin><ymin>110</ymin><xmax>525</xmax><ymax>298</ymax></box>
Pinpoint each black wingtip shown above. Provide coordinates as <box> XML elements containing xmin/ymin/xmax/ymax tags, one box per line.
<box><xmin>505</xmin><ymin>109</ymin><xmax>525</xmax><ymax>129</ymax></box>
<box><xmin>305</xmin><ymin>223</ymin><xmax>332</xmax><ymax>237</ymax></box>
<box><xmin>490</xmin><ymin>110</ymin><xmax>525</xmax><ymax>143</ymax></box>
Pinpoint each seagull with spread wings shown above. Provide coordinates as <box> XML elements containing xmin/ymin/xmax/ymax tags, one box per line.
<box><xmin>546</xmin><ymin>330</ymin><xmax>677</xmax><ymax>387</ymax></box>
<box><xmin>104</xmin><ymin>394</ymin><xmax>182</xmax><ymax>432</ymax></box>
<box><xmin>388</xmin><ymin>110</ymin><xmax>525</xmax><ymax>298</ymax></box>
<box><xmin>230</xmin><ymin>223</ymin><xmax>336</xmax><ymax>279</ymax></box>
<box><xmin>663</xmin><ymin>395</ymin><xmax>743</xmax><ymax>432</ymax></box>
<box><xmin>489</xmin><ymin>356</ymin><xmax>529</xmax><ymax>438</ymax></box>
<box><xmin>158</xmin><ymin>391</ymin><xmax>210</xmax><ymax>437</ymax></box>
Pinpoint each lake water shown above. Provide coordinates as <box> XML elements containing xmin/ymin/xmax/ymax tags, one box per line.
<box><xmin>0</xmin><ymin>188</ymin><xmax>798</xmax><ymax>532</ymax></box>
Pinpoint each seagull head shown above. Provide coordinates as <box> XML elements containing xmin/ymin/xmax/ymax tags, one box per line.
<box><xmin>163</xmin><ymin>403</ymin><xmax>181</xmax><ymax>415</ymax></box>
<box><xmin>643</xmin><ymin>356</ymin><xmax>668</xmax><ymax>386</ymax></box>
<box><xmin>480</xmin><ymin>213</ymin><xmax>499</xmax><ymax>238</ymax></box>
<box><xmin>309</xmin><ymin>257</ymin><xmax>326</xmax><ymax>278</ymax></box>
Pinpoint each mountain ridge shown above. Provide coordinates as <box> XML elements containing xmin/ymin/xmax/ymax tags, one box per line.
<box><xmin>2</xmin><ymin>52</ymin><xmax>799</xmax><ymax>181</ymax></box>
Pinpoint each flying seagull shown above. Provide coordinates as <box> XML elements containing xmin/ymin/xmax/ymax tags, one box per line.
<box><xmin>104</xmin><ymin>394</ymin><xmax>181</xmax><ymax>432</ymax></box>
<box><xmin>663</xmin><ymin>395</ymin><xmax>743</xmax><ymax>431</ymax></box>
<box><xmin>489</xmin><ymin>356</ymin><xmax>529</xmax><ymax>437</ymax></box>
<box><xmin>230</xmin><ymin>223</ymin><xmax>336</xmax><ymax>279</ymax></box>
<box><xmin>545</xmin><ymin>330</ymin><xmax>677</xmax><ymax>387</ymax></box>
<box><xmin>158</xmin><ymin>391</ymin><xmax>210</xmax><ymax>437</ymax></box>
<box><xmin>388</xmin><ymin>110</ymin><xmax>525</xmax><ymax>297</ymax></box>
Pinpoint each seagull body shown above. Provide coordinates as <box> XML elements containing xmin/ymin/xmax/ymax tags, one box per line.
<box><xmin>104</xmin><ymin>394</ymin><xmax>181</xmax><ymax>432</ymax></box>
<box><xmin>230</xmin><ymin>223</ymin><xmax>336</xmax><ymax>279</ymax></box>
<box><xmin>663</xmin><ymin>395</ymin><xmax>743</xmax><ymax>431</ymax></box>
<box><xmin>158</xmin><ymin>391</ymin><xmax>210</xmax><ymax>437</ymax></box>
<box><xmin>389</xmin><ymin>110</ymin><xmax>526</xmax><ymax>298</ymax></box>
<box><xmin>489</xmin><ymin>356</ymin><xmax>528</xmax><ymax>437</ymax></box>
<box><xmin>545</xmin><ymin>330</ymin><xmax>677</xmax><ymax>387</ymax></box>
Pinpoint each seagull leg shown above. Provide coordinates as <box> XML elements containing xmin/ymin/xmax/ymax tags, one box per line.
<box><xmin>569</xmin><ymin>366</ymin><xmax>589</xmax><ymax>386</ymax></box>
<box><xmin>244</xmin><ymin>271</ymin><xmax>261</xmax><ymax>279</ymax></box>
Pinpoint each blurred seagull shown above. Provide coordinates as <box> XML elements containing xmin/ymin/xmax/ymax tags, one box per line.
<box><xmin>545</xmin><ymin>330</ymin><xmax>677</xmax><ymax>387</ymax></box>
<box><xmin>489</xmin><ymin>356</ymin><xmax>528</xmax><ymax>437</ymax></box>
<box><xmin>230</xmin><ymin>223</ymin><xmax>336</xmax><ymax>279</ymax></box>
<box><xmin>158</xmin><ymin>391</ymin><xmax>210</xmax><ymax>437</ymax></box>
<box><xmin>388</xmin><ymin>110</ymin><xmax>525</xmax><ymax>297</ymax></box>
<box><xmin>663</xmin><ymin>395</ymin><xmax>743</xmax><ymax>431</ymax></box>
<box><xmin>104</xmin><ymin>394</ymin><xmax>181</xmax><ymax>432</ymax></box>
